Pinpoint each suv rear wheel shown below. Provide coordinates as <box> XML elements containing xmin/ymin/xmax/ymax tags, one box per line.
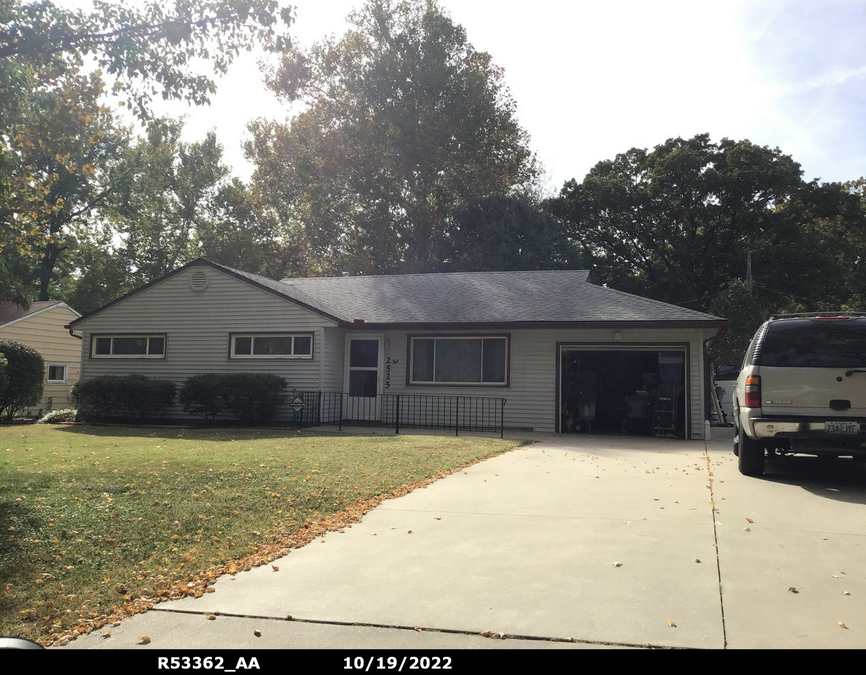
<box><xmin>738</xmin><ymin>433</ymin><xmax>765</xmax><ymax>476</ymax></box>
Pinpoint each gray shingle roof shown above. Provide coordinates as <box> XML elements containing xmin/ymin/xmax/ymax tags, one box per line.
<box><xmin>231</xmin><ymin>267</ymin><xmax>721</xmax><ymax>325</ymax></box>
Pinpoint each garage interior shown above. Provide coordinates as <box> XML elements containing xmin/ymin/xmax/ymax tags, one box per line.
<box><xmin>560</xmin><ymin>349</ymin><xmax>686</xmax><ymax>438</ymax></box>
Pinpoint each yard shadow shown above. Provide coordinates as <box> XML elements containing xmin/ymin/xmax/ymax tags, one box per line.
<box><xmin>762</xmin><ymin>455</ymin><xmax>866</xmax><ymax>506</ymax></box>
<box><xmin>50</xmin><ymin>424</ymin><xmax>339</xmax><ymax>443</ymax></box>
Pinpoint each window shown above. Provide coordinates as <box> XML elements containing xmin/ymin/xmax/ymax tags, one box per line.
<box><xmin>410</xmin><ymin>336</ymin><xmax>508</xmax><ymax>385</ymax></box>
<box><xmin>230</xmin><ymin>334</ymin><xmax>313</xmax><ymax>359</ymax></box>
<box><xmin>47</xmin><ymin>364</ymin><xmax>67</xmax><ymax>383</ymax></box>
<box><xmin>91</xmin><ymin>335</ymin><xmax>165</xmax><ymax>358</ymax></box>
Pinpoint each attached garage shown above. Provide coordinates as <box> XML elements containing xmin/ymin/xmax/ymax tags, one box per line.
<box><xmin>558</xmin><ymin>346</ymin><xmax>688</xmax><ymax>437</ymax></box>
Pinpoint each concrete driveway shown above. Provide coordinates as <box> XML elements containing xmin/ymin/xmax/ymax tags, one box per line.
<box><xmin>63</xmin><ymin>433</ymin><xmax>866</xmax><ymax>650</ymax></box>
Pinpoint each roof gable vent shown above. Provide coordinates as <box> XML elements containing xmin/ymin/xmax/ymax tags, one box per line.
<box><xmin>190</xmin><ymin>270</ymin><xmax>209</xmax><ymax>292</ymax></box>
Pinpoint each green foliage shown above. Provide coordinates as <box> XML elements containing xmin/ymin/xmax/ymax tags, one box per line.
<box><xmin>1</xmin><ymin>0</ymin><xmax>294</xmax><ymax>116</ymax></box>
<box><xmin>218</xmin><ymin>373</ymin><xmax>287</xmax><ymax>425</ymax></box>
<box><xmin>249</xmin><ymin>0</ymin><xmax>537</xmax><ymax>274</ymax></box>
<box><xmin>179</xmin><ymin>373</ymin><xmax>226</xmax><ymax>421</ymax></box>
<box><xmin>442</xmin><ymin>194</ymin><xmax>581</xmax><ymax>272</ymax></box>
<box><xmin>546</xmin><ymin>135</ymin><xmax>866</xmax><ymax>339</ymax></box>
<box><xmin>0</xmin><ymin>339</ymin><xmax>44</xmax><ymax>419</ymax></box>
<box><xmin>180</xmin><ymin>373</ymin><xmax>287</xmax><ymax>424</ymax></box>
<box><xmin>71</xmin><ymin>375</ymin><xmax>176</xmax><ymax>422</ymax></box>
<box><xmin>706</xmin><ymin>279</ymin><xmax>772</xmax><ymax>366</ymax></box>
<box><xmin>1</xmin><ymin>0</ymin><xmax>294</xmax><ymax>304</ymax></box>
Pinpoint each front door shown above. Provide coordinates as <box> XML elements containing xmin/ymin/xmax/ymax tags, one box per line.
<box><xmin>344</xmin><ymin>337</ymin><xmax>382</xmax><ymax>421</ymax></box>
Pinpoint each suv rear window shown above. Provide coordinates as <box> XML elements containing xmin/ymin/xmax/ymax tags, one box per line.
<box><xmin>757</xmin><ymin>319</ymin><xmax>866</xmax><ymax>368</ymax></box>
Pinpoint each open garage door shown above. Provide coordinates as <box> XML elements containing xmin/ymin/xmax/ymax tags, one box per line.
<box><xmin>559</xmin><ymin>347</ymin><xmax>687</xmax><ymax>438</ymax></box>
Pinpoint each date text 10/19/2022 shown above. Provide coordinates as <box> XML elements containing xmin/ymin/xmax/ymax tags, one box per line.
<box><xmin>344</xmin><ymin>656</ymin><xmax>453</xmax><ymax>671</ymax></box>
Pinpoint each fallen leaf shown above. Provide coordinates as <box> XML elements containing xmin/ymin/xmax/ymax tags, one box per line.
<box><xmin>746</xmin><ymin>518</ymin><xmax>754</xmax><ymax>523</ymax></box>
<box><xmin>138</xmin><ymin>635</ymin><xmax>151</xmax><ymax>645</ymax></box>
<box><xmin>844</xmin><ymin>591</ymin><xmax>851</xmax><ymax>596</ymax></box>
<box><xmin>407</xmin><ymin>530</ymin><xmax>413</xmax><ymax>534</ymax></box>
<box><xmin>743</xmin><ymin>527</ymin><xmax>751</xmax><ymax>532</ymax></box>
<box><xmin>206</xmin><ymin>614</ymin><xmax>216</xmax><ymax>620</ymax></box>
<box><xmin>101</xmin><ymin>630</ymin><xmax>111</xmax><ymax>638</ymax></box>
<box><xmin>839</xmin><ymin>622</ymin><xmax>848</xmax><ymax>629</ymax></box>
<box><xmin>788</xmin><ymin>587</ymin><xmax>799</xmax><ymax>594</ymax></box>
<box><xmin>668</xmin><ymin>620</ymin><xmax>677</xmax><ymax>628</ymax></box>
<box><xmin>694</xmin><ymin>558</ymin><xmax>701</xmax><ymax>563</ymax></box>
<box><xmin>271</xmin><ymin>565</ymin><xmax>279</xmax><ymax>572</ymax></box>
<box><xmin>612</xmin><ymin>562</ymin><xmax>623</xmax><ymax>567</ymax></box>
<box><xmin>254</xmin><ymin>630</ymin><xmax>261</xmax><ymax>637</ymax></box>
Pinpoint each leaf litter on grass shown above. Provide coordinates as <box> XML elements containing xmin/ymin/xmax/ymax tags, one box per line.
<box><xmin>0</xmin><ymin>425</ymin><xmax>522</xmax><ymax>646</ymax></box>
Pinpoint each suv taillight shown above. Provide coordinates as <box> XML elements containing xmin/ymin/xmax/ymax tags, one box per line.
<box><xmin>745</xmin><ymin>375</ymin><xmax>761</xmax><ymax>408</ymax></box>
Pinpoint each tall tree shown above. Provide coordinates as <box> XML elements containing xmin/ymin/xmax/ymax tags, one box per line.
<box><xmin>0</xmin><ymin>0</ymin><xmax>294</xmax><ymax>303</ymax></box>
<box><xmin>546</xmin><ymin>134</ymin><xmax>863</xmax><ymax>309</ymax></box>
<box><xmin>248</xmin><ymin>0</ymin><xmax>537</xmax><ymax>274</ymax></box>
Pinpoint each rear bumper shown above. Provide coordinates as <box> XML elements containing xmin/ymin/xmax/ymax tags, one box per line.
<box><xmin>749</xmin><ymin>417</ymin><xmax>866</xmax><ymax>439</ymax></box>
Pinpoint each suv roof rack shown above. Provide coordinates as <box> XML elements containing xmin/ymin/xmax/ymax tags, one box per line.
<box><xmin>769</xmin><ymin>312</ymin><xmax>866</xmax><ymax>320</ymax></box>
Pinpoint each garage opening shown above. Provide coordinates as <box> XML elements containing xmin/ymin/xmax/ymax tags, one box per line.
<box><xmin>559</xmin><ymin>349</ymin><xmax>687</xmax><ymax>438</ymax></box>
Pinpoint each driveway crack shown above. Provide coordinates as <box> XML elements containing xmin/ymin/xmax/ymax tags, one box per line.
<box><xmin>704</xmin><ymin>446</ymin><xmax>727</xmax><ymax>648</ymax></box>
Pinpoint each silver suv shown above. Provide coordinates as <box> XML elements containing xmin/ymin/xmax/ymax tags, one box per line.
<box><xmin>733</xmin><ymin>313</ymin><xmax>866</xmax><ymax>476</ymax></box>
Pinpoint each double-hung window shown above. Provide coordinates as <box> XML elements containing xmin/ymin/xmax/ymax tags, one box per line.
<box><xmin>92</xmin><ymin>335</ymin><xmax>166</xmax><ymax>358</ymax></box>
<box><xmin>410</xmin><ymin>336</ymin><xmax>508</xmax><ymax>385</ymax></box>
<box><xmin>230</xmin><ymin>334</ymin><xmax>313</xmax><ymax>359</ymax></box>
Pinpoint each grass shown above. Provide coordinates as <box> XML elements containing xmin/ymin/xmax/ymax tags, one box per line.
<box><xmin>0</xmin><ymin>424</ymin><xmax>521</xmax><ymax>645</ymax></box>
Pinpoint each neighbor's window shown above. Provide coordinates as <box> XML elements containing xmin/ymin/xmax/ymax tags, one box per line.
<box><xmin>92</xmin><ymin>335</ymin><xmax>165</xmax><ymax>358</ymax></box>
<box><xmin>410</xmin><ymin>336</ymin><xmax>508</xmax><ymax>385</ymax></box>
<box><xmin>47</xmin><ymin>363</ymin><xmax>67</xmax><ymax>383</ymax></box>
<box><xmin>231</xmin><ymin>334</ymin><xmax>313</xmax><ymax>359</ymax></box>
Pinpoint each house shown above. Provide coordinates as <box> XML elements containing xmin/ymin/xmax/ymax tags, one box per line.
<box><xmin>0</xmin><ymin>301</ymin><xmax>82</xmax><ymax>415</ymax></box>
<box><xmin>67</xmin><ymin>259</ymin><xmax>727</xmax><ymax>438</ymax></box>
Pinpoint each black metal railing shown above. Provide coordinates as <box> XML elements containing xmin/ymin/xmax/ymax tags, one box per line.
<box><xmin>288</xmin><ymin>391</ymin><xmax>507</xmax><ymax>438</ymax></box>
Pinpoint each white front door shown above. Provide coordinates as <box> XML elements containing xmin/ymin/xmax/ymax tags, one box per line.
<box><xmin>344</xmin><ymin>336</ymin><xmax>383</xmax><ymax>421</ymax></box>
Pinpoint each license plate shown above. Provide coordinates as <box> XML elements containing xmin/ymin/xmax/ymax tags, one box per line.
<box><xmin>826</xmin><ymin>421</ymin><xmax>859</xmax><ymax>435</ymax></box>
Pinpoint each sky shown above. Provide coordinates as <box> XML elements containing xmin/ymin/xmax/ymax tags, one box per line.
<box><xmin>138</xmin><ymin>0</ymin><xmax>866</xmax><ymax>192</ymax></box>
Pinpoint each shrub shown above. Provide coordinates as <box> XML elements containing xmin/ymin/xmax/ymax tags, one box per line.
<box><xmin>72</xmin><ymin>375</ymin><xmax>176</xmax><ymax>421</ymax></box>
<box><xmin>37</xmin><ymin>408</ymin><xmax>78</xmax><ymax>424</ymax></box>
<box><xmin>0</xmin><ymin>340</ymin><xmax>45</xmax><ymax>420</ymax></box>
<box><xmin>220</xmin><ymin>373</ymin><xmax>287</xmax><ymax>424</ymax></box>
<box><xmin>180</xmin><ymin>373</ymin><xmax>287</xmax><ymax>424</ymax></box>
<box><xmin>179</xmin><ymin>374</ymin><xmax>225</xmax><ymax>420</ymax></box>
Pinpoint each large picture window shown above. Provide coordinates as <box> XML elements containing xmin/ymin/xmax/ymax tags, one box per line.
<box><xmin>91</xmin><ymin>335</ymin><xmax>165</xmax><ymax>358</ymax></box>
<box><xmin>231</xmin><ymin>333</ymin><xmax>313</xmax><ymax>359</ymax></box>
<box><xmin>410</xmin><ymin>336</ymin><xmax>508</xmax><ymax>385</ymax></box>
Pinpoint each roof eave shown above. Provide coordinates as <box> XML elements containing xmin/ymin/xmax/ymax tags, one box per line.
<box><xmin>341</xmin><ymin>319</ymin><xmax>730</xmax><ymax>331</ymax></box>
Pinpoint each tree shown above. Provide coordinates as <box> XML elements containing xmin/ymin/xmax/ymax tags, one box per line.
<box><xmin>248</xmin><ymin>0</ymin><xmax>536</xmax><ymax>274</ymax></box>
<box><xmin>1</xmin><ymin>0</ymin><xmax>294</xmax><ymax>303</ymax></box>
<box><xmin>0</xmin><ymin>339</ymin><xmax>43</xmax><ymax>419</ymax></box>
<box><xmin>441</xmin><ymin>193</ymin><xmax>581</xmax><ymax>272</ymax></box>
<box><xmin>546</xmin><ymin>134</ymin><xmax>862</xmax><ymax>309</ymax></box>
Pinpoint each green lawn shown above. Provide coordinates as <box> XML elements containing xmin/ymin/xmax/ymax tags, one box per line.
<box><xmin>0</xmin><ymin>425</ymin><xmax>521</xmax><ymax>645</ymax></box>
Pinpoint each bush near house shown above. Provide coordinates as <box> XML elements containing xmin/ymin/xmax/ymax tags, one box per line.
<box><xmin>180</xmin><ymin>373</ymin><xmax>287</xmax><ymax>425</ymax></box>
<box><xmin>0</xmin><ymin>340</ymin><xmax>45</xmax><ymax>420</ymax></box>
<box><xmin>71</xmin><ymin>375</ymin><xmax>176</xmax><ymax>421</ymax></box>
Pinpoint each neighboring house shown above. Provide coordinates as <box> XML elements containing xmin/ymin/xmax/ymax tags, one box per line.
<box><xmin>67</xmin><ymin>259</ymin><xmax>727</xmax><ymax>439</ymax></box>
<box><xmin>0</xmin><ymin>301</ymin><xmax>82</xmax><ymax>415</ymax></box>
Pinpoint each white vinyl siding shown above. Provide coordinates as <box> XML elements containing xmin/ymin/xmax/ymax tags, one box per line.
<box><xmin>75</xmin><ymin>268</ymin><xmax>338</xmax><ymax>419</ymax></box>
<box><xmin>383</xmin><ymin>328</ymin><xmax>707</xmax><ymax>438</ymax></box>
